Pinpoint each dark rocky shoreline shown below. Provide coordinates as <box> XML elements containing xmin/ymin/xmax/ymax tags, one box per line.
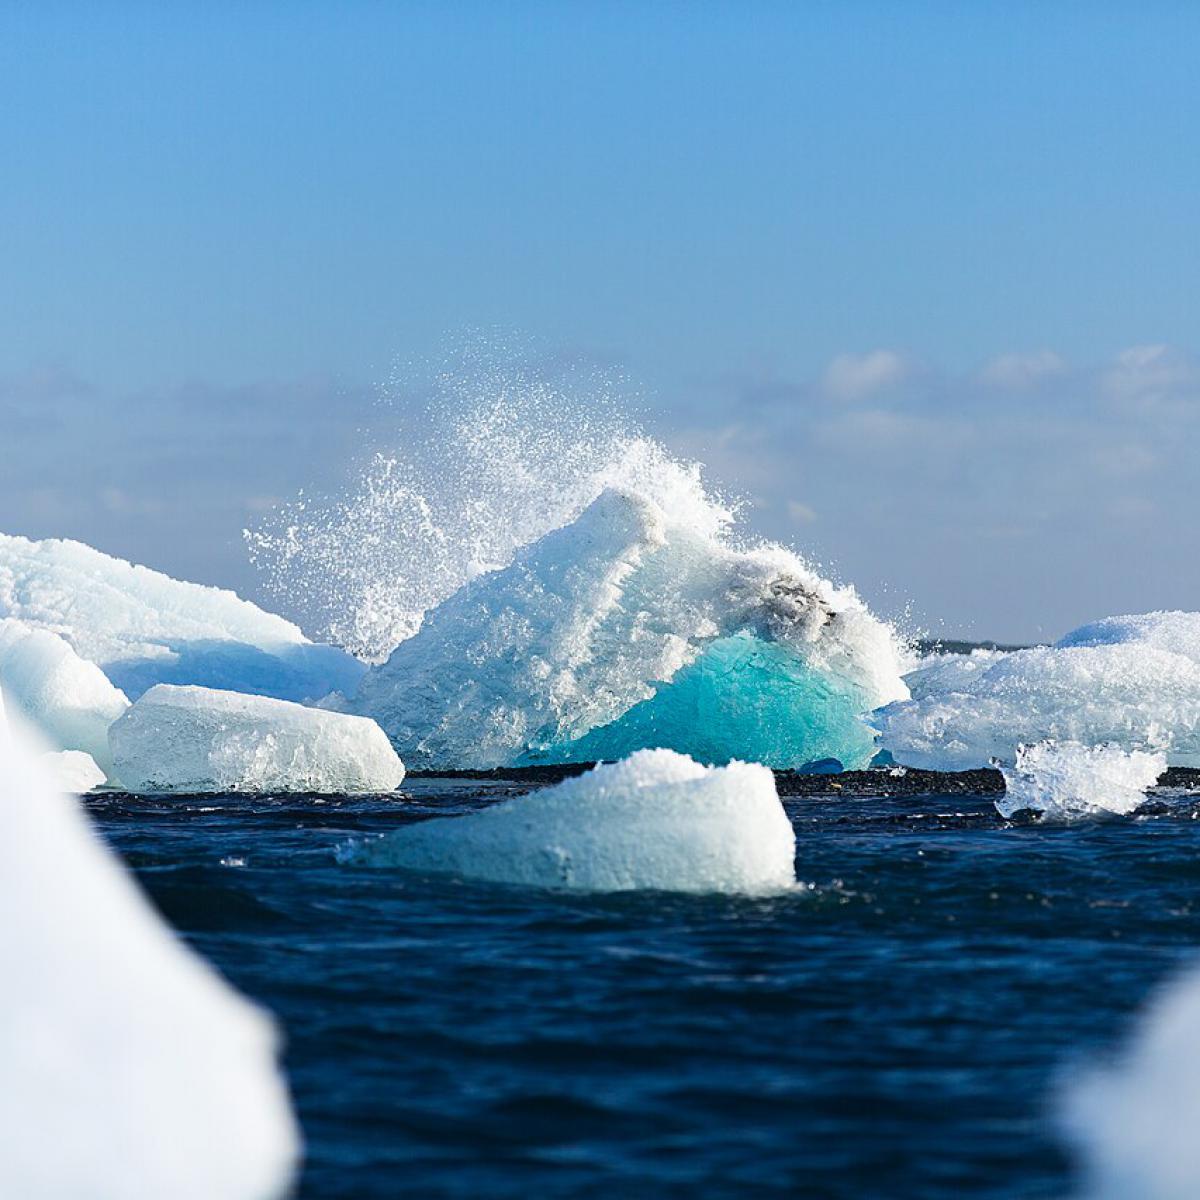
<box><xmin>408</xmin><ymin>764</ymin><xmax>1200</xmax><ymax>797</ymax></box>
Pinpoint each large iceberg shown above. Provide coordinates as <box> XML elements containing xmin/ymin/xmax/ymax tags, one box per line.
<box><xmin>0</xmin><ymin>618</ymin><xmax>129</xmax><ymax>778</ymax></box>
<box><xmin>0</xmin><ymin>532</ymin><xmax>365</xmax><ymax>702</ymax></box>
<box><xmin>0</xmin><ymin>694</ymin><xmax>299</xmax><ymax>1198</ymax></box>
<box><xmin>110</xmin><ymin>684</ymin><xmax>405</xmax><ymax>794</ymax></box>
<box><xmin>875</xmin><ymin>612</ymin><xmax>1200</xmax><ymax>770</ymax></box>
<box><xmin>346</xmin><ymin>748</ymin><xmax>796</xmax><ymax>893</ymax></box>
<box><xmin>1064</xmin><ymin>963</ymin><xmax>1200</xmax><ymax>1200</ymax></box>
<box><xmin>354</xmin><ymin>488</ymin><xmax>908</xmax><ymax>770</ymax></box>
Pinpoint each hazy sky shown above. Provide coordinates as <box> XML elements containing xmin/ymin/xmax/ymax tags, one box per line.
<box><xmin>3</xmin><ymin>2</ymin><xmax>1198</xmax><ymax>643</ymax></box>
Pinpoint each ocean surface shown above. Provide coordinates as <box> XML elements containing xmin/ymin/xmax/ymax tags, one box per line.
<box><xmin>86</xmin><ymin>777</ymin><xmax>1200</xmax><ymax>1200</ymax></box>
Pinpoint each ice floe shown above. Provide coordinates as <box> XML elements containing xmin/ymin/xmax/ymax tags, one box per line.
<box><xmin>997</xmin><ymin>740</ymin><xmax>1165</xmax><ymax>820</ymax></box>
<box><xmin>0</xmin><ymin>618</ymin><xmax>129</xmax><ymax>778</ymax></box>
<box><xmin>875</xmin><ymin>612</ymin><xmax>1200</xmax><ymax>770</ymax></box>
<box><xmin>109</xmin><ymin>684</ymin><xmax>405</xmax><ymax>794</ymax></box>
<box><xmin>1064</xmin><ymin>963</ymin><xmax>1200</xmax><ymax>1200</ymax></box>
<box><xmin>346</xmin><ymin>747</ymin><xmax>797</xmax><ymax>893</ymax></box>
<box><xmin>354</xmin><ymin>488</ymin><xmax>907</xmax><ymax>770</ymax></box>
<box><xmin>0</xmin><ymin>532</ymin><xmax>365</xmax><ymax>702</ymax></box>
<box><xmin>0</xmin><ymin>693</ymin><xmax>299</xmax><ymax>1199</ymax></box>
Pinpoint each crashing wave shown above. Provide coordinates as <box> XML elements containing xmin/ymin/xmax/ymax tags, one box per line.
<box><xmin>344</xmin><ymin>748</ymin><xmax>796</xmax><ymax>893</ymax></box>
<box><xmin>875</xmin><ymin>612</ymin><xmax>1200</xmax><ymax>770</ymax></box>
<box><xmin>0</xmin><ymin>692</ymin><xmax>299</xmax><ymax>1198</ymax></box>
<box><xmin>354</xmin><ymin>487</ymin><xmax>908</xmax><ymax>770</ymax></box>
<box><xmin>997</xmin><ymin>740</ymin><xmax>1166</xmax><ymax>820</ymax></box>
<box><xmin>0</xmin><ymin>531</ymin><xmax>364</xmax><ymax>702</ymax></box>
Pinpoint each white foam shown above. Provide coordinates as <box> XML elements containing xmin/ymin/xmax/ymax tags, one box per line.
<box><xmin>1064</xmin><ymin>964</ymin><xmax>1200</xmax><ymax>1200</ymax></box>
<box><xmin>109</xmin><ymin>684</ymin><xmax>405</xmax><ymax>794</ymax></box>
<box><xmin>997</xmin><ymin>740</ymin><xmax>1165</xmax><ymax>819</ymax></box>
<box><xmin>0</xmin><ymin>532</ymin><xmax>364</xmax><ymax>702</ymax></box>
<box><xmin>0</xmin><ymin>618</ymin><xmax>129</xmax><ymax>778</ymax></box>
<box><xmin>0</xmin><ymin>692</ymin><xmax>299</xmax><ymax>1198</ymax></box>
<box><xmin>875</xmin><ymin>613</ymin><xmax>1200</xmax><ymax>770</ymax></box>
<box><xmin>353</xmin><ymin>488</ymin><xmax>907</xmax><ymax>770</ymax></box>
<box><xmin>347</xmin><ymin>748</ymin><xmax>797</xmax><ymax>893</ymax></box>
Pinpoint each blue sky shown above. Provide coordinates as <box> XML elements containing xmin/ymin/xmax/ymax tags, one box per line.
<box><xmin>2</xmin><ymin>2</ymin><xmax>1198</xmax><ymax>642</ymax></box>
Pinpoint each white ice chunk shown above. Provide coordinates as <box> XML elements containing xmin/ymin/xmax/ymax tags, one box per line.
<box><xmin>347</xmin><ymin>748</ymin><xmax>796</xmax><ymax>893</ymax></box>
<box><xmin>110</xmin><ymin>684</ymin><xmax>405</xmax><ymax>794</ymax></box>
<box><xmin>40</xmin><ymin>750</ymin><xmax>107</xmax><ymax>795</ymax></box>
<box><xmin>355</xmin><ymin>488</ymin><xmax>907</xmax><ymax>770</ymax></box>
<box><xmin>875</xmin><ymin>613</ymin><xmax>1200</xmax><ymax>771</ymax></box>
<box><xmin>0</xmin><ymin>532</ymin><xmax>365</xmax><ymax>702</ymax></box>
<box><xmin>902</xmin><ymin>648</ymin><xmax>1009</xmax><ymax>702</ymax></box>
<box><xmin>0</xmin><ymin>618</ymin><xmax>129</xmax><ymax>777</ymax></box>
<box><xmin>997</xmin><ymin>740</ymin><xmax>1166</xmax><ymax>819</ymax></box>
<box><xmin>0</xmin><ymin>692</ymin><xmax>299</xmax><ymax>1199</ymax></box>
<box><xmin>1064</xmin><ymin>964</ymin><xmax>1200</xmax><ymax>1200</ymax></box>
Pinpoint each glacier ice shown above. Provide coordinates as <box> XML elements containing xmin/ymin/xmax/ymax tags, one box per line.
<box><xmin>875</xmin><ymin>612</ymin><xmax>1200</xmax><ymax>770</ymax></box>
<box><xmin>0</xmin><ymin>532</ymin><xmax>365</xmax><ymax>702</ymax></box>
<box><xmin>346</xmin><ymin>748</ymin><xmax>796</xmax><ymax>893</ymax></box>
<box><xmin>354</xmin><ymin>488</ymin><xmax>908</xmax><ymax>770</ymax></box>
<box><xmin>0</xmin><ymin>693</ymin><xmax>299</xmax><ymax>1199</ymax></box>
<box><xmin>109</xmin><ymin>684</ymin><xmax>405</xmax><ymax>794</ymax></box>
<box><xmin>997</xmin><ymin>740</ymin><xmax>1165</xmax><ymax>820</ymax></box>
<box><xmin>0</xmin><ymin>618</ymin><xmax>129</xmax><ymax>778</ymax></box>
<box><xmin>1064</xmin><ymin>963</ymin><xmax>1200</xmax><ymax>1200</ymax></box>
<box><xmin>40</xmin><ymin>750</ymin><xmax>107</xmax><ymax>795</ymax></box>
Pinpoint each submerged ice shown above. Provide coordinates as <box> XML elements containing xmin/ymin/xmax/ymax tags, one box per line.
<box><xmin>876</xmin><ymin>612</ymin><xmax>1200</xmax><ymax>771</ymax></box>
<box><xmin>998</xmin><ymin>740</ymin><xmax>1165</xmax><ymax>820</ymax></box>
<box><xmin>0</xmin><ymin>694</ymin><xmax>299</xmax><ymax>1199</ymax></box>
<box><xmin>348</xmin><ymin>748</ymin><xmax>796</xmax><ymax>893</ymax></box>
<box><xmin>0</xmin><ymin>532</ymin><xmax>365</xmax><ymax>702</ymax></box>
<box><xmin>110</xmin><ymin>684</ymin><xmax>405</xmax><ymax>794</ymax></box>
<box><xmin>354</xmin><ymin>488</ymin><xmax>907</xmax><ymax>770</ymax></box>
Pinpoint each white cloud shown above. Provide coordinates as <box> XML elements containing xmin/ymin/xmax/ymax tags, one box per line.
<box><xmin>821</xmin><ymin>350</ymin><xmax>909</xmax><ymax>401</ymax></box>
<box><xmin>1102</xmin><ymin>344</ymin><xmax>1200</xmax><ymax>414</ymax></box>
<box><xmin>978</xmin><ymin>350</ymin><xmax>1066</xmax><ymax>390</ymax></box>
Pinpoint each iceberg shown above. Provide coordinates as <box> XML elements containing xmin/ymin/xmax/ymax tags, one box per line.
<box><xmin>40</xmin><ymin>749</ymin><xmax>107</xmax><ymax>795</ymax></box>
<box><xmin>109</xmin><ymin>684</ymin><xmax>405</xmax><ymax>794</ymax></box>
<box><xmin>354</xmin><ymin>488</ymin><xmax>908</xmax><ymax>770</ymax></box>
<box><xmin>1064</xmin><ymin>964</ymin><xmax>1200</xmax><ymax>1200</ymax></box>
<box><xmin>997</xmin><ymin>740</ymin><xmax>1165</xmax><ymax>820</ymax></box>
<box><xmin>875</xmin><ymin>612</ymin><xmax>1200</xmax><ymax>770</ymax></box>
<box><xmin>346</xmin><ymin>748</ymin><xmax>796</xmax><ymax>893</ymax></box>
<box><xmin>0</xmin><ymin>618</ymin><xmax>129</xmax><ymax>778</ymax></box>
<box><xmin>0</xmin><ymin>532</ymin><xmax>365</xmax><ymax>702</ymax></box>
<box><xmin>0</xmin><ymin>694</ymin><xmax>299</xmax><ymax>1199</ymax></box>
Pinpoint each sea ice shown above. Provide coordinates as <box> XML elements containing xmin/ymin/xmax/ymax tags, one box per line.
<box><xmin>354</xmin><ymin>488</ymin><xmax>907</xmax><ymax>769</ymax></box>
<box><xmin>0</xmin><ymin>618</ymin><xmax>129</xmax><ymax>777</ymax></box>
<box><xmin>875</xmin><ymin>612</ymin><xmax>1200</xmax><ymax>770</ymax></box>
<box><xmin>997</xmin><ymin>740</ymin><xmax>1165</xmax><ymax>819</ymax></box>
<box><xmin>0</xmin><ymin>532</ymin><xmax>365</xmax><ymax>702</ymax></box>
<box><xmin>1064</xmin><ymin>963</ymin><xmax>1200</xmax><ymax>1200</ymax></box>
<box><xmin>109</xmin><ymin>684</ymin><xmax>405</xmax><ymax>794</ymax></box>
<box><xmin>0</xmin><ymin>694</ymin><xmax>299</xmax><ymax>1199</ymax></box>
<box><xmin>346</xmin><ymin>748</ymin><xmax>797</xmax><ymax>893</ymax></box>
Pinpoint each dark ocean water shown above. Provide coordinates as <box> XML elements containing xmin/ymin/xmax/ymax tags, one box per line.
<box><xmin>85</xmin><ymin>780</ymin><xmax>1200</xmax><ymax>1200</ymax></box>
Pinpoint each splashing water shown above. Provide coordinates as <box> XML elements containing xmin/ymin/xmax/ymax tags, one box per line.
<box><xmin>245</xmin><ymin>342</ymin><xmax>734</xmax><ymax>662</ymax></box>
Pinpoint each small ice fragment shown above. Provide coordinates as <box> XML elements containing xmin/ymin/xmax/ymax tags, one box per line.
<box><xmin>997</xmin><ymin>740</ymin><xmax>1165</xmax><ymax>819</ymax></box>
<box><xmin>109</xmin><ymin>684</ymin><xmax>405</xmax><ymax>794</ymax></box>
<box><xmin>347</xmin><ymin>747</ymin><xmax>796</xmax><ymax>893</ymax></box>
<box><xmin>39</xmin><ymin>750</ymin><xmax>106</xmax><ymax>795</ymax></box>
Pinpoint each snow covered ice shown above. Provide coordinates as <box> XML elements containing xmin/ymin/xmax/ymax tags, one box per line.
<box><xmin>875</xmin><ymin>611</ymin><xmax>1200</xmax><ymax>771</ymax></box>
<box><xmin>0</xmin><ymin>618</ymin><xmax>129</xmax><ymax>778</ymax></box>
<box><xmin>347</xmin><ymin>748</ymin><xmax>797</xmax><ymax>893</ymax></box>
<box><xmin>997</xmin><ymin>740</ymin><xmax>1166</xmax><ymax>820</ymax></box>
<box><xmin>0</xmin><ymin>532</ymin><xmax>364</xmax><ymax>702</ymax></box>
<box><xmin>354</xmin><ymin>488</ymin><xmax>907</xmax><ymax>770</ymax></box>
<box><xmin>0</xmin><ymin>693</ymin><xmax>299</xmax><ymax>1199</ymax></box>
<box><xmin>1064</xmin><ymin>963</ymin><xmax>1200</xmax><ymax>1200</ymax></box>
<box><xmin>110</xmin><ymin>684</ymin><xmax>405</xmax><ymax>794</ymax></box>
